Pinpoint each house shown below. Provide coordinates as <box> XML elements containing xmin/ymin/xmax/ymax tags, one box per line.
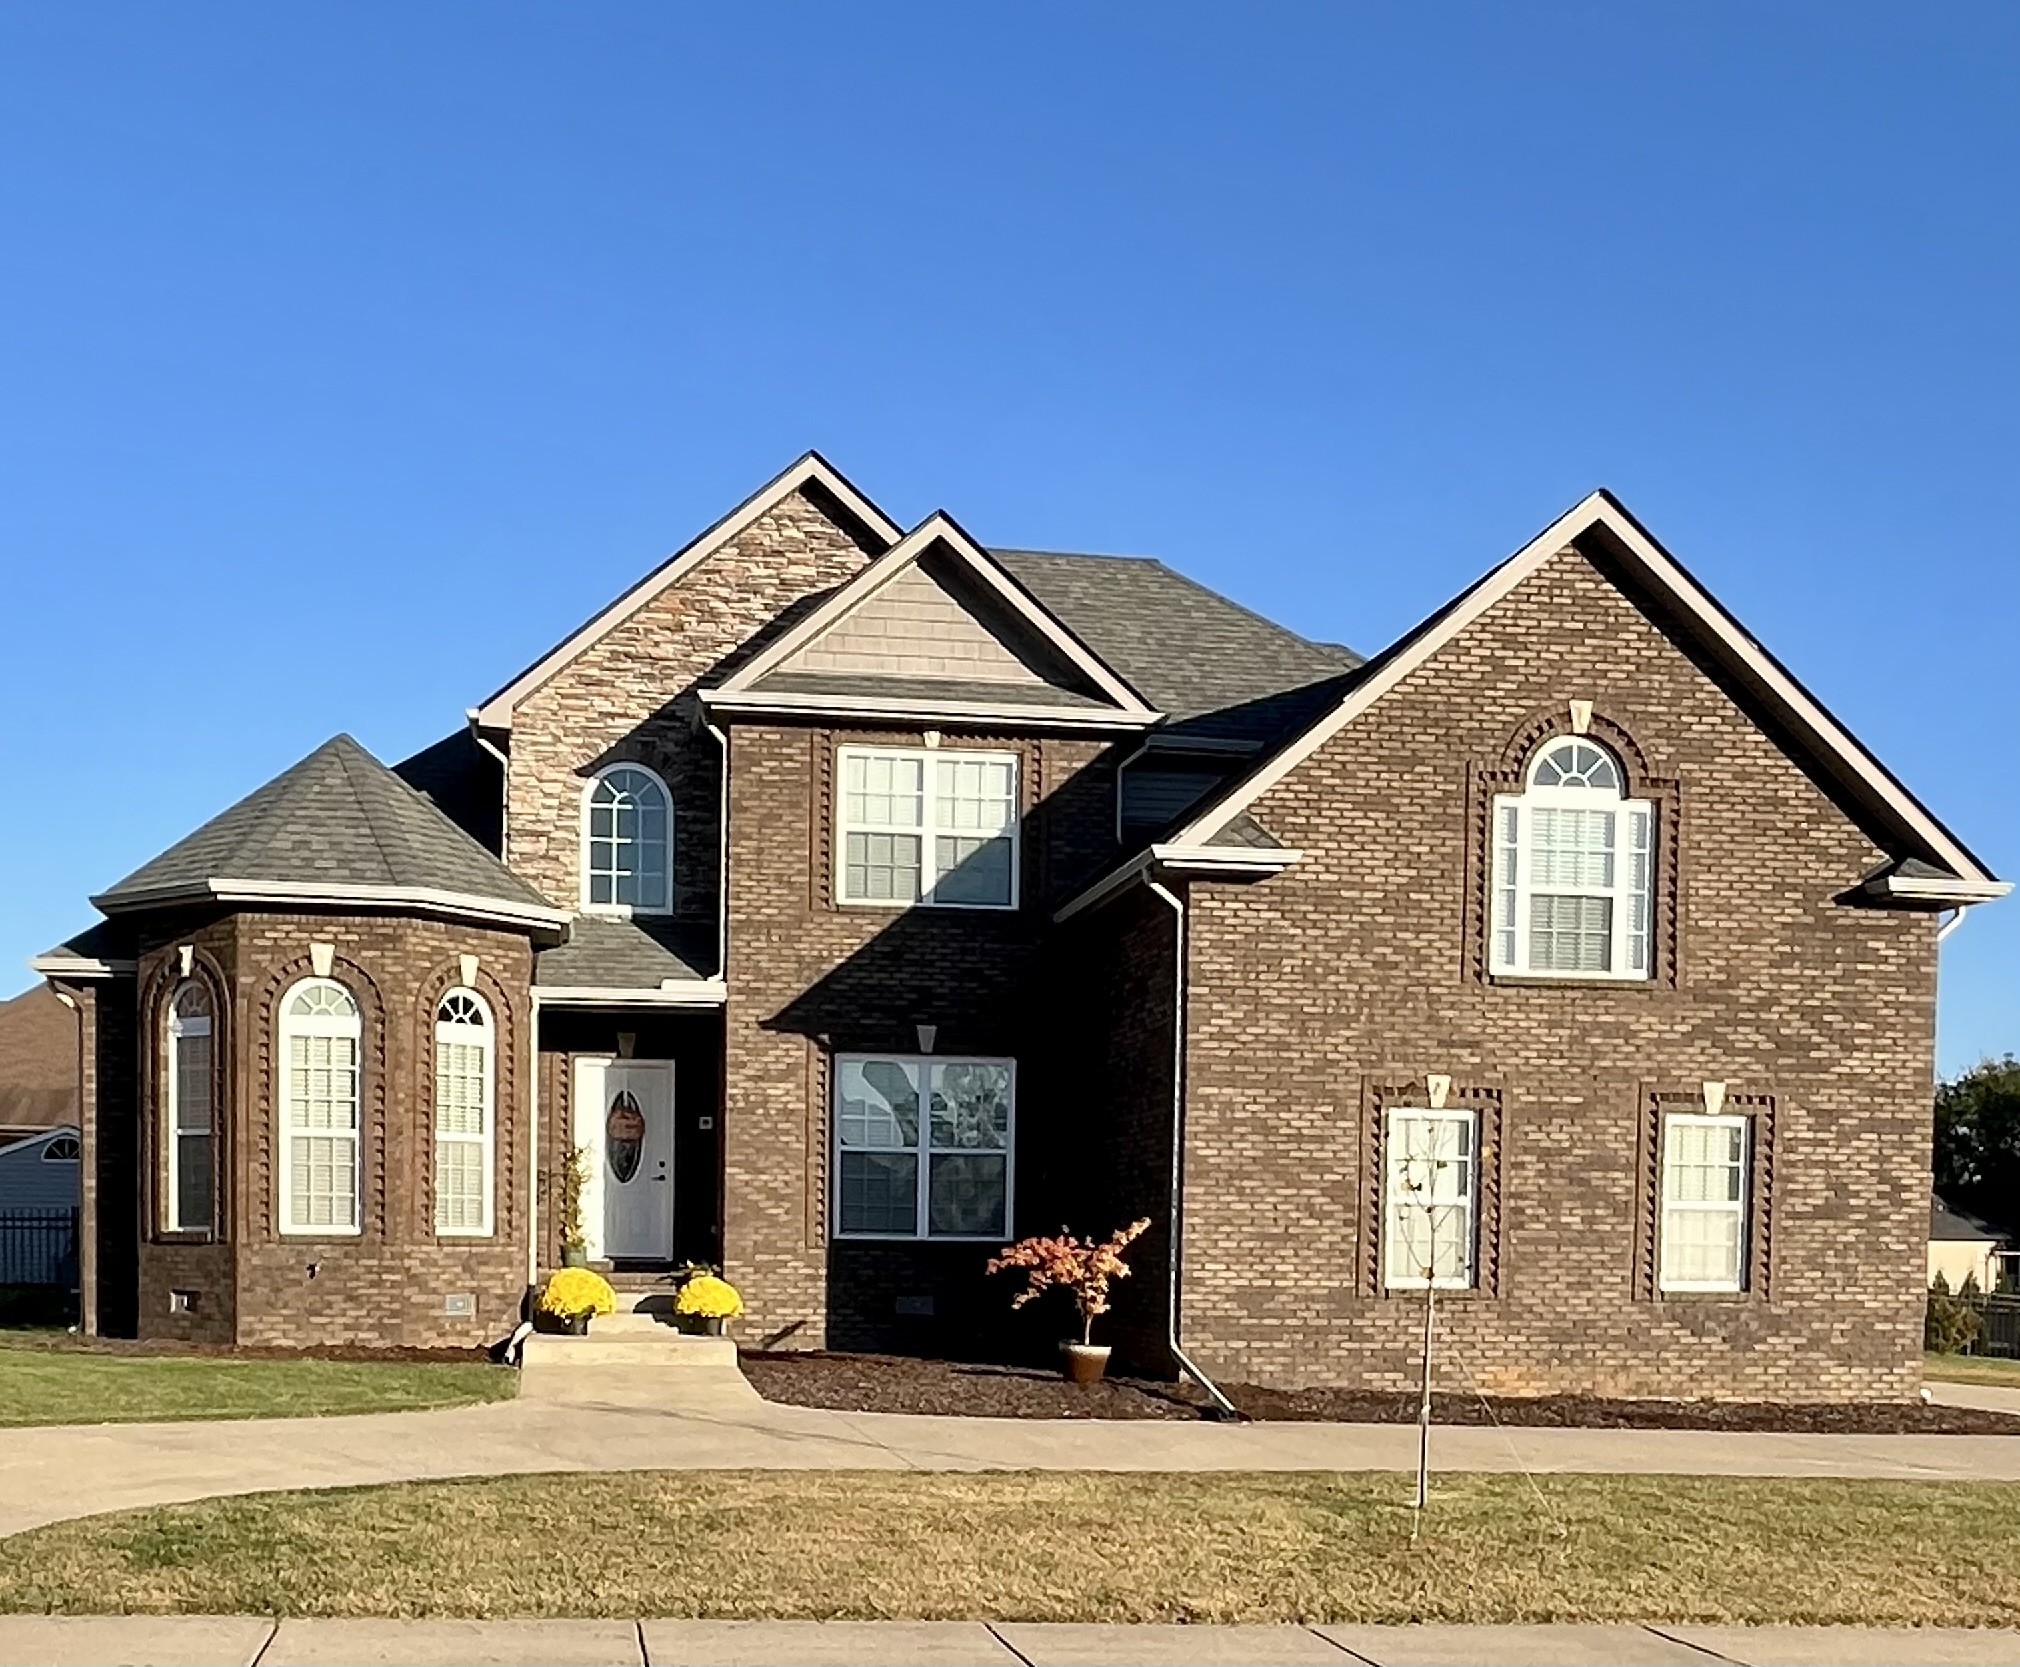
<box><xmin>0</xmin><ymin>984</ymin><xmax>80</xmax><ymax>1149</ymax></box>
<box><xmin>32</xmin><ymin>454</ymin><xmax>2008</xmax><ymax>1399</ymax></box>
<box><xmin>0</xmin><ymin>1125</ymin><xmax>81</xmax><ymax>1290</ymax></box>
<box><xmin>1930</xmin><ymin>1191</ymin><xmax>2009</xmax><ymax>1293</ymax></box>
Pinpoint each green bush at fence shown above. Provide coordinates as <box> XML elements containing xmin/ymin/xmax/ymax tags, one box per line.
<box><xmin>1927</xmin><ymin>1271</ymin><xmax>1987</xmax><ymax>1355</ymax></box>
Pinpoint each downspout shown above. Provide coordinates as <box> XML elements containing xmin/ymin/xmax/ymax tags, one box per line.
<box><xmin>703</xmin><ymin>717</ymin><xmax>731</xmax><ymax>981</ymax></box>
<box><xmin>465</xmin><ymin>712</ymin><xmax>511</xmax><ymax>866</ymax></box>
<box><xmin>1938</xmin><ymin>906</ymin><xmax>1971</xmax><ymax>943</ymax></box>
<box><xmin>1144</xmin><ymin>878</ymin><xmax>1239</xmax><ymax>1418</ymax></box>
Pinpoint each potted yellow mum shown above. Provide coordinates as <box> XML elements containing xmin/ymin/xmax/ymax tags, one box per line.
<box><xmin>674</xmin><ymin>1273</ymin><xmax>743</xmax><ymax>1336</ymax></box>
<box><xmin>537</xmin><ymin>1267</ymin><xmax>617</xmax><ymax>1335</ymax></box>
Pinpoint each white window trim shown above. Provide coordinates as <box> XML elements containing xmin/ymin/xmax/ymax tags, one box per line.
<box><xmin>164</xmin><ymin>988</ymin><xmax>213</xmax><ymax>1234</ymax></box>
<box><xmin>433</xmin><ymin>988</ymin><xmax>496</xmax><ymax>1238</ymax></box>
<box><xmin>1489</xmin><ymin>742</ymin><xmax>1653</xmax><ymax>983</ymax></box>
<box><xmin>1658</xmin><ymin>1111</ymin><xmax>1750</xmax><ymax>1294</ymax></box>
<box><xmin>579</xmin><ymin>761</ymin><xmax>675</xmax><ymax>918</ymax></box>
<box><xmin>1381</xmin><ymin>1106</ymin><xmax>1479</xmax><ymax>1291</ymax></box>
<box><xmin>835</xmin><ymin>745</ymin><xmax>1021</xmax><ymax>912</ymax></box>
<box><xmin>831</xmin><ymin>1053</ymin><xmax>1016</xmax><ymax>1242</ymax></box>
<box><xmin>276</xmin><ymin>976</ymin><xmax>364</xmax><ymax>1238</ymax></box>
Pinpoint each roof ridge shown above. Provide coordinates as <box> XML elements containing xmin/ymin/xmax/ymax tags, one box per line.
<box><xmin>331</xmin><ymin>735</ymin><xmax>407</xmax><ymax>885</ymax></box>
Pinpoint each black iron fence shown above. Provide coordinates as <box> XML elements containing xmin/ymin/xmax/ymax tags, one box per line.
<box><xmin>0</xmin><ymin>1208</ymin><xmax>78</xmax><ymax>1287</ymax></box>
<box><xmin>1963</xmin><ymin>1293</ymin><xmax>2020</xmax><ymax>1358</ymax></box>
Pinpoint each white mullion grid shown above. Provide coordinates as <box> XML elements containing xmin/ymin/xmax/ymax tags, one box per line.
<box><xmin>165</xmin><ymin>1008</ymin><xmax>212</xmax><ymax>1234</ymax></box>
<box><xmin>1658</xmin><ymin>1112</ymin><xmax>1749</xmax><ymax>1293</ymax></box>
<box><xmin>433</xmin><ymin>993</ymin><xmax>495</xmax><ymax>1238</ymax></box>
<box><xmin>1381</xmin><ymin>1106</ymin><xmax>1477</xmax><ymax>1290</ymax></box>
<box><xmin>833</xmin><ymin>1053</ymin><xmax>1014</xmax><ymax>1242</ymax></box>
<box><xmin>278</xmin><ymin>984</ymin><xmax>362</xmax><ymax>1237</ymax></box>
<box><xmin>837</xmin><ymin>746</ymin><xmax>1019</xmax><ymax>911</ymax></box>
<box><xmin>1491</xmin><ymin>789</ymin><xmax>1654</xmax><ymax>981</ymax></box>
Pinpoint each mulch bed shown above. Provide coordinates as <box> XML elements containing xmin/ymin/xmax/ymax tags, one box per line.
<box><xmin>739</xmin><ymin>1349</ymin><xmax>2020</xmax><ymax>1434</ymax></box>
<box><xmin>0</xmin><ymin>1330</ymin><xmax>491</xmax><ymax>1365</ymax></box>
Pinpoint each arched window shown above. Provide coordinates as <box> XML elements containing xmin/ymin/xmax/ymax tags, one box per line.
<box><xmin>166</xmin><ymin>981</ymin><xmax>215</xmax><ymax>1232</ymax></box>
<box><xmin>277</xmin><ymin>978</ymin><xmax>362</xmax><ymax>1235</ymax></box>
<box><xmin>1490</xmin><ymin>736</ymin><xmax>1653</xmax><ymax>979</ymax></box>
<box><xmin>433</xmin><ymin>988</ymin><xmax>495</xmax><ymax>1236</ymax></box>
<box><xmin>582</xmin><ymin>764</ymin><xmax>673</xmax><ymax>915</ymax></box>
<box><xmin>42</xmin><ymin>1135</ymin><xmax>80</xmax><ymax>1163</ymax></box>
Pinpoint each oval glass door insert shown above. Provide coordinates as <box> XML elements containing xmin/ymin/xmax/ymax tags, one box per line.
<box><xmin>606</xmin><ymin>1089</ymin><xmax>645</xmax><ymax>1184</ymax></box>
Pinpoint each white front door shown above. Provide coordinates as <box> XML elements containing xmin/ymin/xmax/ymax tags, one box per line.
<box><xmin>573</xmin><ymin>1058</ymin><xmax>675</xmax><ymax>1261</ymax></box>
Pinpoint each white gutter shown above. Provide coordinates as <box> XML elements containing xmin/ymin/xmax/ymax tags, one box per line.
<box><xmin>90</xmin><ymin>879</ymin><xmax>572</xmax><ymax>935</ymax></box>
<box><xmin>699</xmin><ymin>688</ymin><xmax>1161</xmax><ymax>733</ymax></box>
<box><xmin>704</xmin><ymin>717</ymin><xmax>732</xmax><ymax>984</ymax></box>
<box><xmin>1144</xmin><ymin>878</ymin><xmax>1239</xmax><ymax>1419</ymax></box>
<box><xmin>1055</xmin><ymin>843</ymin><xmax>1303</xmax><ymax>924</ymax></box>
<box><xmin>532</xmin><ymin>981</ymin><xmax>728</xmax><ymax>1009</ymax></box>
<box><xmin>28</xmin><ymin>954</ymin><xmax>134</xmax><ymax>979</ymax></box>
<box><xmin>1864</xmin><ymin>875</ymin><xmax>2012</xmax><ymax>905</ymax></box>
<box><xmin>465</xmin><ymin>711</ymin><xmax>513</xmax><ymax>867</ymax></box>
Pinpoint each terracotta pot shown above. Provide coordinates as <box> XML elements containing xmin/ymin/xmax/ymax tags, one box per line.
<box><xmin>1061</xmin><ymin>1342</ymin><xmax>1111</xmax><ymax>1385</ymax></box>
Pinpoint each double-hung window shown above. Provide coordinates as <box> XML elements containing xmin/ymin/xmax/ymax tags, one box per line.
<box><xmin>837</xmin><ymin>747</ymin><xmax>1019</xmax><ymax>909</ymax></box>
<box><xmin>1491</xmin><ymin>737</ymin><xmax>1653</xmax><ymax>979</ymax></box>
<box><xmin>833</xmin><ymin>1054</ymin><xmax>1013</xmax><ymax>1239</ymax></box>
<box><xmin>165</xmin><ymin>981</ymin><xmax>214</xmax><ymax>1233</ymax></box>
<box><xmin>1382</xmin><ymin>1108</ymin><xmax>1477</xmax><ymax>1289</ymax></box>
<box><xmin>1659</xmin><ymin>1113</ymin><xmax>1749</xmax><ymax>1292</ymax></box>
<box><xmin>433</xmin><ymin>989</ymin><xmax>494</xmax><ymax>1236</ymax></box>
<box><xmin>278</xmin><ymin>978</ymin><xmax>362</xmax><ymax>1235</ymax></box>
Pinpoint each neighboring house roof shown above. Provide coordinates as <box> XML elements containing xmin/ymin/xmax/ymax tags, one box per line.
<box><xmin>89</xmin><ymin>734</ymin><xmax>569</xmax><ymax>936</ymax></box>
<box><xmin>1932</xmin><ymin>1192</ymin><xmax>2008</xmax><ymax>1244</ymax></box>
<box><xmin>0</xmin><ymin>985</ymin><xmax>79</xmax><ymax>1132</ymax></box>
<box><xmin>1151</xmin><ymin>489</ymin><xmax>2003</xmax><ymax>895</ymax></box>
<box><xmin>473</xmin><ymin>451</ymin><xmax>903</xmax><ymax>730</ymax></box>
<box><xmin>29</xmin><ymin>920</ymin><xmax>136</xmax><ymax>982</ymax></box>
<box><xmin>533</xmin><ymin>917</ymin><xmax>723</xmax><ymax>1006</ymax></box>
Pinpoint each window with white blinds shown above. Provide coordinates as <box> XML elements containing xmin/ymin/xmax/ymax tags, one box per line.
<box><xmin>837</xmin><ymin>747</ymin><xmax>1019</xmax><ymax>909</ymax></box>
<box><xmin>1659</xmin><ymin>1113</ymin><xmax>1749</xmax><ymax>1292</ymax></box>
<box><xmin>165</xmin><ymin>981</ymin><xmax>214</xmax><ymax>1233</ymax></box>
<box><xmin>1491</xmin><ymin>737</ymin><xmax>1653</xmax><ymax>979</ymax></box>
<box><xmin>433</xmin><ymin>989</ymin><xmax>495</xmax><ymax>1236</ymax></box>
<box><xmin>278</xmin><ymin>978</ymin><xmax>362</xmax><ymax>1235</ymax></box>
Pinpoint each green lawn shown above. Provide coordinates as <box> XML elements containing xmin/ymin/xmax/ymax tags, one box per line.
<box><xmin>1924</xmin><ymin>1350</ymin><xmax>2020</xmax><ymax>1388</ymax></box>
<box><xmin>5</xmin><ymin>1471</ymin><xmax>2020</xmax><ymax>1624</ymax></box>
<box><xmin>0</xmin><ymin>1343</ymin><xmax>516</xmax><ymax>1427</ymax></box>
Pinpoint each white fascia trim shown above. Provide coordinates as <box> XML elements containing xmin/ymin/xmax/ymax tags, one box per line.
<box><xmin>532</xmin><ymin>980</ymin><xmax>728</xmax><ymax>1008</ymax></box>
<box><xmin>1865</xmin><ymin>875</ymin><xmax>2013</xmax><ymax>904</ymax></box>
<box><xmin>1053</xmin><ymin>843</ymin><xmax>1302</xmax><ymax>923</ymax></box>
<box><xmin>1167</xmin><ymin>491</ymin><xmax>2003</xmax><ymax>887</ymax></box>
<box><xmin>710</xmin><ymin>511</ymin><xmax>1160</xmax><ymax>719</ymax></box>
<box><xmin>29</xmin><ymin>954</ymin><xmax>135</xmax><ymax>979</ymax></box>
<box><xmin>472</xmin><ymin>453</ymin><xmax>903</xmax><ymax>729</ymax></box>
<box><xmin>92</xmin><ymin>879</ymin><xmax>573</xmax><ymax>932</ymax></box>
<box><xmin>701</xmin><ymin>687</ymin><xmax>1161</xmax><ymax>732</ymax></box>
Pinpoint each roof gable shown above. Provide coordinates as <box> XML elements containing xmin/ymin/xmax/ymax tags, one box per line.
<box><xmin>473</xmin><ymin>452</ymin><xmax>902</xmax><ymax>729</ymax></box>
<box><xmin>1164</xmin><ymin>490</ymin><xmax>2003</xmax><ymax>891</ymax></box>
<box><xmin>705</xmin><ymin>512</ymin><xmax>1163</xmax><ymax>728</ymax></box>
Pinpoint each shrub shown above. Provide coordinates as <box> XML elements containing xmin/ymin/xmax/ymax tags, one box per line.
<box><xmin>538</xmin><ymin>1267</ymin><xmax>617</xmax><ymax>1323</ymax></box>
<box><xmin>559</xmin><ymin>1146</ymin><xmax>591</xmax><ymax>1254</ymax></box>
<box><xmin>1927</xmin><ymin>1271</ymin><xmax>1985</xmax><ymax>1355</ymax></box>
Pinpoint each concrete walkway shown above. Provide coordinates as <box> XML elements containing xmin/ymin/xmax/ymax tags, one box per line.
<box><xmin>4</xmin><ymin>1376</ymin><xmax>2019</xmax><ymax>1539</ymax></box>
<box><xmin>3</xmin><ymin>1617</ymin><xmax>2019</xmax><ymax>1666</ymax></box>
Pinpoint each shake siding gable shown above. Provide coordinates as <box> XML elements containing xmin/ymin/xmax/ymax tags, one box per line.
<box><xmin>507</xmin><ymin>490</ymin><xmax>886</xmax><ymax>922</ymax></box>
<box><xmin>1181</xmin><ymin>542</ymin><xmax>1937</xmax><ymax>1399</ymax></box>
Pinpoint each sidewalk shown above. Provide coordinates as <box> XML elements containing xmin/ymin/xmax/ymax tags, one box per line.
<box><xmin>3</xmin><ymin>1378</ymin><xmax>2018</xmax><ymax>1538</ymax></box>
<box><xmin>3</xmin><ymin>1617</ymin><xmax>2019</xmax><ymax>1666</ymax></box>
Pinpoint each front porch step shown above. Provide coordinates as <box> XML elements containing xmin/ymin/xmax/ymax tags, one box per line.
<box><xmin>519</xmin><ymin>1325</ymin><xmax>755</xmax><ymax>1406</ymax></box>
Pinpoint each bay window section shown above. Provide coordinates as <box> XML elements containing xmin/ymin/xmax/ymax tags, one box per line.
<box><xmin>165</xmin><ymin>981</ymin><xmax>214</xmax><ymax>1233</ymax></box>
<box><xmin>278</xmin><ymin>978</ymin><xmax>362</xmax><ymax>1236</ymax></box>
<box><xmin>838</xmin><ymin>747</ymin><xmax>1018</xmax><ymax>909</ymax></box>
<box><xmin>834</xmin><ymin>1055</ymin><xmax>1013</xmax><ymax>1240</ymax></box>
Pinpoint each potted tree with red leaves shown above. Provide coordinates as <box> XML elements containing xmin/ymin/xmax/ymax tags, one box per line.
<box><xmin>989</xmin><ymin>1218</ymin><xmax>1151</xmax><ymax>1384</ymax></box>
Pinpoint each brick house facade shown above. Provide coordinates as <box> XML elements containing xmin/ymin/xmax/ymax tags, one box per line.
<box><xmin>36</xmin><ymin>454</ymin><xmax>2005</xmax><ymax>1398</ymax></box>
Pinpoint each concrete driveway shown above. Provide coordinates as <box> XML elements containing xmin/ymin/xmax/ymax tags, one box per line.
<box><xmin>3</xmin><ymin>1373</ymin><xmax>2019</xmax><ymax>1538</ymax></box>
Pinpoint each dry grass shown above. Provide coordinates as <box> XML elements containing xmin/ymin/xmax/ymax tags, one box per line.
<box><xmin>4</xmin><ymin>1471</ymin><xmax>2020</xmax><ymax>1624</ymax></box>
<box><xmin>1925</xmin><ymin>1351</ymin><xmax>2020</xmax><ymax>1388</ymax></box>
<box><xmin>0</xmin><ymin>1345</ymin><xmax>515</xmax><ymax>1427</ymax></box>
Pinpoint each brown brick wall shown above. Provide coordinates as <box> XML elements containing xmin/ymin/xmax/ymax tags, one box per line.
<box><xmin>505</xmin><ymin>489</ymin><xmax>884</xmax><ymax>924</ymax></box>
<box><xmin>109</xmin><ymin>912</ymin><xmax>538</xmax><ymax>1349</ymax></box>
<box><xmin>721</xmin><ymin>723</ymin><xmax>1116</xmax><ymax>1352</ymax></box>
<box><xmin>1180</xmin><ymin>542</ymin><xmax>1939</xmax><ymax>1400</ymax></box>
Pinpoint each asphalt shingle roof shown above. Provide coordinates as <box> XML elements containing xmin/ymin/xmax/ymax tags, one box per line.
<box><xmin>95</xmin><ymin>734</ymin><xmax>553</xmax><ymax>914</ymax></box>
<box><xmin>534</xmin><ymin>916</ymin><xmax>716</xmax><ymax>988</ymax></box>
<box><xmin>991</xmin><ymin>550</ymin><xmax>1361</xmax><ymax>734</ymax></box>
<box><xmin>1933</xmin><ymin>1191</ymin><xmax>2008</xmax><ymax>1243</ymax></box>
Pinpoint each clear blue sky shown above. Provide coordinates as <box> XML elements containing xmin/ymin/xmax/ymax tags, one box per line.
<box><xmin>2</xmin><ymin>5</ymin><xmax>2013</xmax><ymax>1071</ymax></box>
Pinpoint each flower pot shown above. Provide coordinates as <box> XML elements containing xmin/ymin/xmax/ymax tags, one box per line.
<box><xmin>701</xmin><ymin>1315</ymin><xmax>727</xmax><ymax>1337</ymax></box>
<box><xmin>563</xmin><ymin>1313</ymin><xmax>589</xmax><ymax>1336</ymax></box>
<box><xmin>561</xmin><ymin>1244</ymin><xmax>590</xmax><ymax>1269</ymax></box>
<box><xmin>1061</xmin><ymin>1342</ymin><xmax>1111</xmax><ymax>1385</ymax></box>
